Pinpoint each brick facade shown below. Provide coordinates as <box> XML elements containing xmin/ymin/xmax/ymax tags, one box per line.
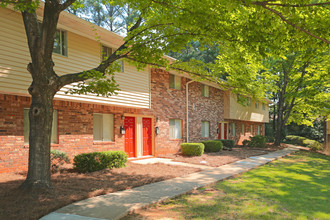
<box><xmin>0</xmin><ymin>68</ymin><xmax>264</xmax><ymax>173</ymax></box>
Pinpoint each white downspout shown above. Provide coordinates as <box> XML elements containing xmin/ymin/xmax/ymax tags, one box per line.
<box><xmin>186</xmin><ymin>80</ymin><xmax>194</xmax><ymax>143</ymax></box>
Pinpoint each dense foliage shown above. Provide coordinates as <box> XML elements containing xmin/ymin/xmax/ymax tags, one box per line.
<box><xmin>181</xmin><ymin>143</ymin><xmax>205</xmax><ymax>156</ymax></box>
<box><xmin>73</xmin><ymin>151</ymin><xmax>128</xmax><ymax>173</ymax></box>
<box><xmin>216</xmin><ymin>139</ymin><xmax>235</xmax><ymax>150</ymax></box>
<box><xmin>202</xmin><ymin>140</ymin><xmax>223</xmax><ymax>152</ymax></box>
<box><xmin>244</xmin><ymin>135</ymin><xmax>267</xmax><ymax>148</ymax></box>
<box><xmin>284</xmin><ymin>135</ymin><xmax>323</xmax><ymax>151</ymax></box>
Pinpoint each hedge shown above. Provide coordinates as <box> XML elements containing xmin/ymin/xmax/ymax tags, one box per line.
<box><xmin>285</xmin><ymin>135</ymin><xmax>323</xmax><ymax>151</ymax></box>
<box><xmin>181</xmin><ymin>143</ymin><xmax>205</xmax><ymax>156</ymax></box>
<box><xmin>216</xmin><ymin>139</ymin><xmax>235</xmax><ymax>150</ymax></box>
<box><xmin>202</xmin><ymin>140</ymin><xmax>223</xmax><ymax>152</ymax></box>
<box><xmin>248</xmin><ymin>135</ymin><xmax>267</xmax><ymax>148</ymax></box>
<box><xmin>73</xmin><ymin>150</ymin><xmax>128</xmax><ymax>173</ymax></box>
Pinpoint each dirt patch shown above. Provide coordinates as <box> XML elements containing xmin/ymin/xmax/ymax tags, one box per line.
<box><xmin>162</xmin><ymin>145</ymin><xmax>285</xmax><ymax>167</ymax></box>
<box><xmin>0</xmin><ymin>162</ymin><xmax>200</xmax><ymax>220</ymax></box>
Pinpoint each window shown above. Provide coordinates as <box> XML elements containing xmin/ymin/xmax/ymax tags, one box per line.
<box><xmin>262</xmin><ymin>103</ymin><xmax>266</xmax><ymax>110</ymax></box>
<box><xmin>242</xmin><ymin>124</ymin><xmax>245</xmax><ymax>135</ymax></box>
<box><xmin>258</xmin><ymin>125</ymin><xmax>261</xmax><ymax>135</ymax></box>
<box><xmin>24</xmin><ymin>109</ymin><xmax>58</xmax><ymax>144</ymax></box>
<box><xmin>169</xmin><ymin>119</ymin><xmax>182</xmax><ymax>139</ymax></box>
<box><xmin>250</xmin><ymin>125</ymin><xmax>253</xmax><ymax>134</ymax></box>
<box><xmin>93</xmin><ymin>113</ymin><xmax>114</xmax><ymax>141</ymax></box>
<box><xmin>53</xmin><ymin>30</ymin><xmax>67</xmax><ymax>56</ymax></box>
<box><xmin>201</xmin><ymin>121</ymin><xmax>210</xmax><ymax>137</ymax></box>
<box><xmin>101</xmin><ymin>45</ymin><xmax>124</xmax><ymax>72</ymax></box>
<box><xmin>231</xmin><ymin>123</ymin><xmax>235</xmax><ymax>136</ymax></box>
<box><xmin>201</xmin><ymin>85</ymin><xmax>209</xmax><ymax>97</ymax></box>
<box><xmin>255</xmin><ymin>101</ymin><xmax>259</xmax><ymax>109</ymax></box>
<box><xmin>169</xmin><ymin>74</ymin><xmax>181</xmax><ymax>90</ymax></box>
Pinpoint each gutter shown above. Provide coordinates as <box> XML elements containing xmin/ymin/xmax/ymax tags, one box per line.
<box><xmin>186</xmin><ymin>80</ymin><xmax>194</xmax><ymax>143</ymax></box>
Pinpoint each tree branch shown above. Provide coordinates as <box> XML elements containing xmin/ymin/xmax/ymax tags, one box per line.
<box><xmin>60</xmin><ymin>0</ymin><xmax>76</xmax><ymax>11</ymax></box>
<box><xmin>259</xmin><ymin>4</ymin><xmax>330</xmax><ymax>44</ymax></box>
<box><xmin>253</xmin><ymin>1</ymin><xmax>330</xmax><ymax>7</ymax></box>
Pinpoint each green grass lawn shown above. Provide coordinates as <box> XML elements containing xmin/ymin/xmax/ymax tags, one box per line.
<box><xmin>149</xmin><ymin>151</ymin><xmax>330</xmax><ymax>219</ymax></box>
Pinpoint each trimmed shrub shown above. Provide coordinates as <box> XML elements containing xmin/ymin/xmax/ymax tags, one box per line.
<box><xmin>51</xmin><ymin>149</ymin><xmax>70</xmax><ymax>173</ymax></box>
<box><xmin>247</xmin><ymin>135</ymin><xmax>267</xmax><ymax>148</ymax></box>
<box><xmin>181</xmin><ymin>143</ymin><xmax>205</xmax><ymax>156</ymax></box>
<box><xmin>242</xmin><ymin>139</ymin><xmax>250</xmax><ymax>147</ymax></box>
<box><xmin>202</xmin><ymin>140</ymin><xmax>223</xmax><ymax>152</ymax></box>
<box><xmin>73</xmin><ymin>150</ymin><xmax>128</xmax><ymax>173</ymax></box>
<box><xmin>285</xmin><ymin>135</ymin><xmax>323</xmax><ymax>151</ymax></box>
<box><xmin>216</xmin><ymin>139</ymin><xmax>235</xmax><ymax>150</ymax></box>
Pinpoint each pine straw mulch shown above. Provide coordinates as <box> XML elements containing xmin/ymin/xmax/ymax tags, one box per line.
<box><xmin>161</xmin><ymin>144</ymin><xmax>286</xmax><ymax>167</ymax></box>
<box><xmin>0</xmin><ymin>162</ymin><xmax>200</xmax><ymax>220</ymax></box>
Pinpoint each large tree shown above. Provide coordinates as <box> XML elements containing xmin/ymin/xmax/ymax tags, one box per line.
<box><xmin>1</xmin><ymin>0</ymin><xmax>329</xmax><ymax>189</ymax></box>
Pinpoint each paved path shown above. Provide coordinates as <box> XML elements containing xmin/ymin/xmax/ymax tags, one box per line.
<box><xmin>41</xmin><ymin>147</ymin><xmax>299</xmax><ymax>220</ymax></box>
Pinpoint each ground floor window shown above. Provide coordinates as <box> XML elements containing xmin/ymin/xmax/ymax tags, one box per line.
<box><xmin>201</xmin><ymin>121</ymin><xmax>210</xmax><ymax>138</ymax></box>
<box><xmin>24</xmin><ymin>108</ymin><xmax>58</xmax><ymax>144</ymax></box>
<box><xmin>169</xmin><ymin>119</ymin><xmax>182</xmax><ymax>139</ymax></box>
<box><xmin>231</xmin><ymin>123</ymin><xmax>235</xmax><ymax>136</ymax></box>
<box><xmin>258</xmin><ymin>125</ymin><xmax>261</xmax><ymax>135</ymax></box>
<box><xmin>250</xmin><ymin>125</ymin><xmax>253</xmax><ymax>135</ymax></box>
<box><xmin>242</xmin><ymin>124</ymin><xmax>245</xmax><ymax>135</ymax></box>
<box><xmin>93</xmin><ymin>113</ymin><xmax>114</xmax><ymax>141</ymax></box>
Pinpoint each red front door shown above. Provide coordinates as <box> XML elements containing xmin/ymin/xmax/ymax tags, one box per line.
<box><xmin>218</xmin><ymin>123</ymin><xmax>222</xmax><ymax>139</ymax></box>
<box><xmin>224</xmin><ymin>123</ymin><xmax>228</xmax><ymax>140</ymax></box>
<box><xmin>142</xmin><ymin>118</ymin><xmax>152</xmax><ymax>156</ymax></box>
<box><xmin>124</xmin><ymin>117</ymin><xmax>135</xmax><ymax>157</ymax></box>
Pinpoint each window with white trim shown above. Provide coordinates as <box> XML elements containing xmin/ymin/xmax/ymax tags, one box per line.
<box><xmin>250</xmin><ymin>125</ymin><xmax>253</xmax><ymax>134</ymax></box>
<box><xmin>169</xmin><ymin>119</ymin><xmax>182</xmax><ymax>139</ymax></box>
<box><xmin>24</xmin><ymin>109</ymin><xmax>58</xmax><ymax>144</ymax></box>
<box><xmin>231</xmin><ymin>123</ymin><xmax>235</xmax><ymax>136</ymax></box>
<box><xmin>93</xmin><ymin>113</ymin><xmax>114</xmax><ymax>141</ymax></box>
<box><xmin>242</xmin><ymin>124</ymin><xmax>245</xmax><ymax>135</ymax></box>
<box><xmin>258</xmin><ymin>125</ymin><xmax>261</xmax><ymax>135</ymax></box>
<box><xmin>169</xmin><ymin>74</ymin><xmax>181</xmax><ymax>90</ymax></box>
<box><xmin>201</xmin><ymin>121</ymin><xmax>210</xmax><ymax>138</ymax></box>
<box><xmin>53</xmin><ymin>30</ymin><xmax>67</xmax><ymax>56</ymax></box>
<box><xmin>201</xmin><ymin>85</ymin><xmax>209</xmax><ymax>97</ymax></box>
<box><xmin>255</xmin><ymin>101</ymin><xmax>259</xmax><ymax>109</ymax></box>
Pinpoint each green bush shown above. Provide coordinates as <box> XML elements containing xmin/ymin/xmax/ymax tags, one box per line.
<box><xmin>51</xmin><ymin>149</ymin><xmax>70</xmax><ymax>173</ymax></box>
<box><xmin>242</xmin><ymin>139</ymin><xmax>250</xmax><ymax>147</ymax></box>
<box><xmin>73</xmin><ymin>150</ymin><xmax>128</xmax><ymax>173</ymax></box>
<box><xmin>266</xmin><ymin>136</ymin><xmax>275</xmax><ymax>143</ymax></box>
<box><xmin>285</xmin><ymin>135</ymin><xmax>323</xmax><ymax>151</ymax></box>
<box><xmin>216</xmin><ymin>139</ymin><xmax>235</xmax><ymax>150</ymax></box>
<box><xmin>247</xmin><ymin>135</ymin><xmax>267</xmax><ymax>148</ymax></box>
<box><xmin>202</xmin><ymin>140</ymin><xmax>223</xmax><ymax>152</ymax></box>
<box><xmin>181</xmin><ymin>143</ymin><xmax>205</xmax><ymax>156</ymax></box>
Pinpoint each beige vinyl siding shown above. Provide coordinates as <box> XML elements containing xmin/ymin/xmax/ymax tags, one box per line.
<box><xmin>0</xmin><ymin>7</ymin><xmax>150</xmax><ymax>109</ymax></box>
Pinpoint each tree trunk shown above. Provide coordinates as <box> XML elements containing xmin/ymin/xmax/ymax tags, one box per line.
<box><xmin>20</xmin><ymin>85</ymin><xmax>56</xmax><ymax>189</ymax></box>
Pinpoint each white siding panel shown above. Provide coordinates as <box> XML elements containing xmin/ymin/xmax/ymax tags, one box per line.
<box><xmin>0</xmin><ymin>7</ymin><xmax>151</xmax><ymax>109</ymax></box>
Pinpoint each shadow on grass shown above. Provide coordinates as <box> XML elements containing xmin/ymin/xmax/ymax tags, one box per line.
<box><xmin>153</xmin><ymin>151</ymin><xmax>330</xmax><ymax>219</ymax></box>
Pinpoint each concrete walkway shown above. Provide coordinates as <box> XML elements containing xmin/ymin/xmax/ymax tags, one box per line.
<box><xmin>41</xmin><ymin>147</ymin><xmax>299</xmax><ymax>220</ymax></box>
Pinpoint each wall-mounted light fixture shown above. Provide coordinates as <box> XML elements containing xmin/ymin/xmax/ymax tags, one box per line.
<box><xmin>155</xmin><ymin>126</ymin><xmax>159</xmax><ymax>135</ymax></box>
<box><xmin>120</xmin><ymin>126</ymin><xmax>125</xmax><ymax>135</ymax></box>
<box><xmin>121</xmin><ymin>115</ymin><xmax>125</xmax><ymax>120</ymax></box>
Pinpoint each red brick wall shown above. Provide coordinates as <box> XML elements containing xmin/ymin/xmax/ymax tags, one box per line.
<box><xmin>226</xmin><ymin>119</ymin><xmax>265</xmax><ymax>145</ymax></box>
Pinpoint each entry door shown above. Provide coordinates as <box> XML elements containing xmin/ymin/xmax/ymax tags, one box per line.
<box><xmin>142</xmin><ymin>118</ymin><xmax>152</xmax><ymax>156</ymax></box>
<box><xmin>218</xmin><ymin>123</ymin><xmax>222</xmax><ymax>139</ymax></box>
<box><xmin>224</xmin><ymin>123</ymin><xmax>228</xmax><ymax>140</ymax></box>
<box><xmin>124</xmin><ymin>117</ymin><xmax>135</xmax><ymax>157</ymax></box>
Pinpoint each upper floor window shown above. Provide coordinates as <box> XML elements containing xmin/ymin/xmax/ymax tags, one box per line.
<box><xmin>24</xmin><ymin>109</ymin><xmax>58</xmax><ymax>144</ymax></box>
<box><xmin>101</xmin><ymin>45</ymin><xmax>124</xmax><ymax>72</ymax></box>
<box><xmin>93</xmin><ymin>113</ymin><xmax>114</xmax><ymax>142</ymax></box>
<box><xmin>169</xmin><ymin>119</ymin><xmax>182</xmax><ymax>139</ymax></box>
<box><xmin>53</xmin><ymin>30</ymin><xmax>67</xmax><ymax>56</ymax></box>
<box><xmin>169</xmin><ymin>74</ymin><xmax>181</xmax><ymax>90</ymax></box>
<box><xmin>262</xmin><ymin>103</ymin><xmax>266</xmax><ymax>110</ymax></box>
<box><xmin>255</xmin><ymin>101</ymin><xmax>259</xmax><ymax>109</ymax></box>
<box><xmin>201</xmin><ymin>121</ymin><xmax>210</xmax><ymax>138</ymax></box>
<box><xmin>201</xmin><ymin>85</ymin><xmax>209</xmax><ymax>97</ymax></box>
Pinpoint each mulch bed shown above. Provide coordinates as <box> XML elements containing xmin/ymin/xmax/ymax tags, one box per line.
<box><xmin>162</xmin><ymin>145</ymin><xmax>286</xmax><ymax>167</ymax></box>
<box><xmin>0</xmin><ymin>145</ymin><xmax>286</xmax><ymax>220</ymax></box>
<box><xmin>0</xmin><ymin>162</ymin><xmax>200</xmax><ymax>220</ymax></box>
